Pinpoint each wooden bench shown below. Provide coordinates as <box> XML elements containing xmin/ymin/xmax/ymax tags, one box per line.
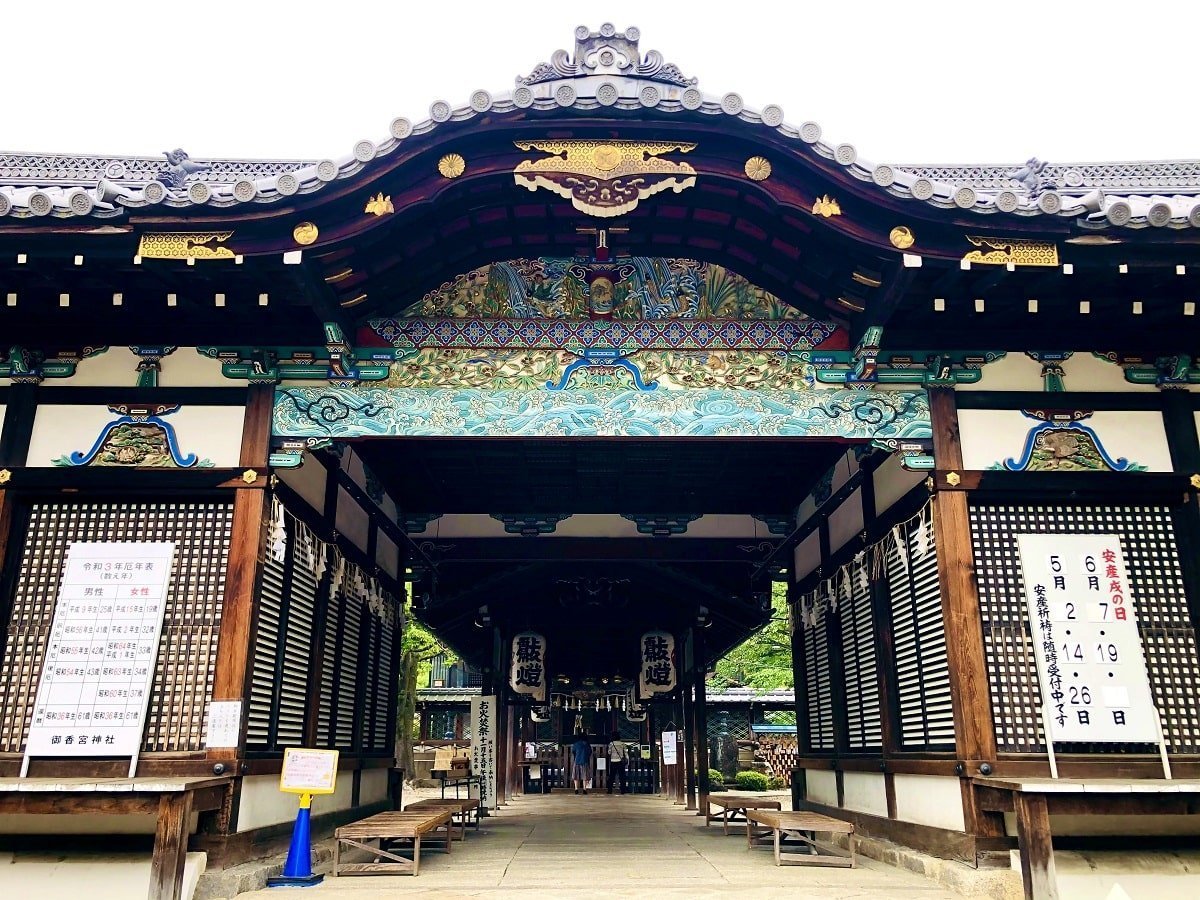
<box><xmin>745</xmin><ymin>809</ymin><xmax>856</xmax><ymax>868</ymax></box>
<box><xmin>0</xmin><ymin>775</ymin><xmax>230</xmax><ymax>900</ymax></box>
<box><xmin>333</xmin><ymin>808</ymin><xmax>454</xmax><ymax>876</ymax></box>
<box><xmin>705</xmin><ymin>796</ymin><xmax>782</xmax><ymax>835</ymax></box>
<box><xmin>404</xmin><ymin>797</ymin><xmax>481</xmax><ymax>838</ymax></box>
<box><xmin>974</xmin><ymin>776</ymin><xmax>1200</xmax><ymax>900</ymax></box>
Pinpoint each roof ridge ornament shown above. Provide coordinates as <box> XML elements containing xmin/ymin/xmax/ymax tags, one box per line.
<box><xmin>516</xmin><ymin>23</ymin><xmax>697</xmax><ymax>88</ymax></box>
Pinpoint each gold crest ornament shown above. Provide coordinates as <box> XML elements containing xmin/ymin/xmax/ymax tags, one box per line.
<box><xmin>293</xmin><ymin>222</ymin><xmax>319</xmax><ymax>245</ymax></box>
<box><xmin>1191</xmin><ymin>474</ymin><xmax>1200</xmax><ymax>490</ymax></box>
<box><xmin>963</xmin><ymin>236</ymin><xmax>1059</xmax><ymax>267</ymax></box>
<box><xmin>241</xmin><ymin>469</ymin><xmax>259</xmax><ymax>484</ymax></box>
<box><xmin>365</xmin><ymin>193</ymin><xmax>394</xmax><ymax>216</ymax></box>
<box><xmin>744</xmin><ymin>156</ymin><xmax>772</xmax><ymax>181</ymax></box>
<box><xmin>945</xmin><ymin>471</ymin><xmax>962</xmax><ymax>486</ymax></box>
<box><xmin>137</xmin><ymin>231</ymin><xmax>235</xmax><ymax>260</ymax></box>
<box><xmin>514</xmin><ymin>139</ymin><xmax>697</xmax><ymax>218</ymax></box>
<box><xmin>438</xmin><ymin>154</ymin><xmax>466</xmax><ymax>179</ymax></box>
<box><xmin>812</xmin><ymin>195</ymin><xmax>842</xmax><ymax>218</ymax></box>
<box><xmin>889</xmin><ymin>226</ymin><xmax>915</xmax><ymax>249</ymax></box>
<box><xmin>0</xmin><ymin>469</ymin><xmax>11</xmax><ymax>484</ymax></box>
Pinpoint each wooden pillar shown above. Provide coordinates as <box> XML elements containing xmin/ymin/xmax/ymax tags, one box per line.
<box><xmin>682</xmin><ymin>659</ymin><xmax>697</xmax><ymax>810</ymax></box>
<box><xmin>929</xmin><ymin>387</ymin><xmax>998</xmax><ymax>838</ymax></box>
<box><xmin>1014</xmin><ymin>792</ymin><xmax>1059</xmax><ymax>900</ymax></box>
<box><xmin>149</xmin><ymin>791</ymin><xmax>194</xmax><ymax>900</ymax></box>
<box><xmin>210</xmin><ymin>386</ymin><xmax>274</xmax><ymax>744</ymax></box>
<box><xmin>693</xmin><ymin>625</ymin><xmax>710</xmax><ymax>817</ymax></box>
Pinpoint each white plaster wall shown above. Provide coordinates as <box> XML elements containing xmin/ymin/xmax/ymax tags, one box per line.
<box><xmin>959</xmin><ymin>409</ymin><xmax>1171</xmax><ymax>472</ymax></box>
<box><xmin>236</xmin><ymin>771</ymin><xmax>355</xmax><ymax>833</ymax></box>
<box><xmin>796</xmin><ymin>495</ymin><xmax>817</xmax><ymax>529</ymax></box>
<box><xmin>1053</xmin><ymin>848</ymin><xmax>1200</xmax><ymax>900</ymax></box>
<box><xmin>793</xmin><ymin>530</ymin><xmax>820</xmax><ymax>582</ymax></box>
<box><xmin>162</xmin><ymin>350</ymin><xmax>226</xmax><ymax>387</ymax></box>
<box><xmin>801</xmin><ymin>768</ymin><xmax>840</xmax><ymax>811</ymax></box>
<box><xmin>841</xmin><ymin>771</ymin><xmax>888</xmax><ymax>818</ymax></box>
<box><xmin>805</xmin><ymin>768</ymin><xmax>838</xmax><ymax>807</ymax></box>
<box><xmin>0</xmin><ymin>850</ymin><xmax>205</xmax><ymax>900</ymax></box>
<box><xmin>1060</xmin><ymin>353</ymin><xmax>1160</xmax><ymax>394</ymax></box>
<box><xmin>343</xmin><ymin>449</ymin><xmax>366</xmax><ymax>491</ymax></box>
<box><xmin>829</xmin><ymin>451</ymin><xmax>857</xmax><ymax>494</ymax></box>
<box><xmin>956</xmin><ymin>353</ymin><xmax>1041</xmax><ymax>392</ymax></box>
<box><xmin>892</xmin><ymin>774</ymin><xmax>965</xmax><ymax>831</ymax></box>
<box><xmin>42</xmin><ymin>348</ymin><xmax>139</xmax><ymax>388</ymax></box>
<box><xmin>359</xmin><ymin>768</ymin><xmax>390</xmax><ymax>805</ymax></box>
<box><xmin>25</xmin><ymin>405</ymin><xmax>243</xmax><ymax>467</ymax></box>
<box><xmin>827</xmin><ymin>489</ymin><xmax>863</xmax><ymax>554</ymax></box>
<box><xmin>277</xmin><ymin>457</ymin><xmax>326</xmax><ymax>514</ymax></box>
<box><xmin>336</xmin><ymin>486</ymin><xmax>370</xmax><ymax>553</ymax></box>
<box><xmin>0</xmin><ymin>403</ymin><xmax>5</xmax><ymax>437</ymax></box>
<box><xmin>873</xmin><ymin>453</ymin><xmax>924</xmax><ymax>516</ymax></box>
<box><xmin>378</xmin><ymin>533</ymin><xmax>399</xmax><ymax>580</ymax></box>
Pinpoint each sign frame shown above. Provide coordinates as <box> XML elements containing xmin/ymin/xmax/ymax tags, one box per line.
<box><xmin>279</xmin><ymin>747</ymin><xmax>340</xmax><ymax>796</ymax></box>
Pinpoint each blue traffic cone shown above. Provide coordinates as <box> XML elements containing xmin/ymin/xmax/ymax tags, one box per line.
<box><xmin>267</xmin><ymin>793</ymin><xmax>323</xmax><ymax>887</ymax></box>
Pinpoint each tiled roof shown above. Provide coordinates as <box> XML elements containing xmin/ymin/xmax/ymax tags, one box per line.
<box><xmin>2</xmin><ymin>24</ymin><xmax>1198</xmax><ymax>229</ymax></box>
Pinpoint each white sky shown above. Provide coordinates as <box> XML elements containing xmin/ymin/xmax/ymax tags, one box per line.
<box><xmin>2</xmin><ymin>0</ymin><xmax>1196</xmax><ymax>165</ymax></box>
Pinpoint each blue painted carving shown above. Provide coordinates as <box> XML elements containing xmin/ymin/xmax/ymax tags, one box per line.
<box><xmin>998</xmin><ymin>411</ymin><xmax>1147</xmax><ymax>472</ymax></box>
<box><xmin>273</xmin><ymin>387</ymin><xmax>932</xmax><ymax>440</ymax></box>
<box><xmin>53</xmin><ymin>404</ymin><xmax>212</xmax><ymax>468</ymax></box>
<box><xmin>545</xmin><ymin>347</ymin><xmax>657</xmax><ymax>391</ymax></box>
<box><xmin>621</xmin><ymin>514</ymin><xmax>701</xmax><ymax>536</ymax></box>
<box><xmin>492</xmin><ymin>514</ymin><xmax>571</xmax><ymax>536</ymax></box>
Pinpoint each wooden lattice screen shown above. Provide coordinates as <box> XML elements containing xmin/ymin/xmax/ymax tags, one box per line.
<box><xmin>886</xmin><ymin>513</ymin><xmax>956</xmax><ymax>750</ymax></box>
<box><xmin>0</xmin><ymin>501</ymin><xmax>232</xmax><ymax>754</ymax></box>
<box><xmin>971</xmin><ymin>503</ymin><xmax>1200</xmax><ymax>754</ymax></box>
<box><xmin>840</xmin><ymin>567</ymin><xmax>883</xmax><ymax>750</ymax></box>
<box><xmin>802</xmin><ymin>601</ymin><xmax>834</xmax><ymax>751</ymax></box>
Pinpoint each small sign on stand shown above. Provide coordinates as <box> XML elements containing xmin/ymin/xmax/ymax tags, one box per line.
<box><xmin>267</xmin><ymin>748</ymin><xmax>339</xmax><ymax>888</ymax></box>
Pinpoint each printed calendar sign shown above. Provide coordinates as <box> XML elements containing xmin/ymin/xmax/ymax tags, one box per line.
<box><xmin>23</xmin><ymin>542</ymin><xmax>175</xmax><ymax>776</ymax></box>
<box><xmin>1016</xmin><ymin>534</ymin><xmax>1157</xmax><ymax>743</ymax></box>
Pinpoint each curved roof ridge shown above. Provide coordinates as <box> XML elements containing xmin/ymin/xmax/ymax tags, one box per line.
<box><xmin>2</xmin><ymin>23</ymin><xmax>1198</xmax><ymax>229</ymax></box>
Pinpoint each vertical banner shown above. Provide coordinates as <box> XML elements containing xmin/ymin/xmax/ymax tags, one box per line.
<box><xmin>510</xmin><ymin>632</ymin><xmax>547</xmax><ymax>701</ymax></box>
<box><xmin>470</xmin><ymin>694</ymin><xmax>498</xmax><ymax>809</ymax></box>
<box><xmin>1016</xmin><ymin>534</ymin><xmax>1157</xmax><ymax>743</ymax></box>
<box><xmin>638</xmin><ymin>631</ymin><xmax>676</xmax><ymax>699</ymax></box>
<box><xmin>24</xmin><ymin>542</ymin><xmax>175</xmax><ymax>776</ymax></box>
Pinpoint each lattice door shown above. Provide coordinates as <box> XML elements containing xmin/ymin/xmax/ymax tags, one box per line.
<box><xmin>802</xmin><ymin>600</ymin><xmax>834</xmax><ymax>751</ymax></box>
<box><xmin>971</xmin><ymin>504</ymin><xmax>1200</xmax><ymax>753</ymax></box>
<box><xmin>0</xmin><ymin>501</ymin><xmax>232</xmax><ymax>753</ymax></box>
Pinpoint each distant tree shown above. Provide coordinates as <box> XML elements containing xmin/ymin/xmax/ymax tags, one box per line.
<box><xmin>711</xmin><ymin>582</ymin><xmax>792</xmax><ymax>690</ymax></box>
<box><xmin>396</xmin><ymin>592</ymin><xmax>456</xmax><ymax>781</ymax></box>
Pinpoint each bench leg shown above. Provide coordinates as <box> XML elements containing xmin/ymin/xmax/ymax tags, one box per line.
<box><xmin>1014</xmin><ymin>793</ymin><xmax>1058</xmax><ymax>900</ymax></box>
<box><xmin>413</xmin><ymin>836</ymin><xmax>421</xmax><ymax>876</ymax></box>
<box><xmin>333</xmin><ymin>838</ymin><xmax>340</xmax><ymax>876</ymax></box>
<box><xmin>773</xmin><ymin>827</ymin><xmax>782</xmax><ymax>866</ymax></box>
<box><xmin>149</xmin><ymin>792</ymin><xmax>193</xmax><ymax>900</ymax></box>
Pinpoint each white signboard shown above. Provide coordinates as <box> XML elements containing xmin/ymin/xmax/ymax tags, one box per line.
<box><xmin>470</xmin><ymin>695</ymin><xmax>498</xmax><ymax>810</ymax></box>
<box><xmin>638</xmin><ymin>631</ymin><xmax>676</xmax><ymax>698</ymax></box>
<box><xmin>1016</xmin><ymin>534</ymin><xmax>1157</xmax><ymax>743</ymax></box>
<box><xmin>510</xmin><ymin>632</ymin><xmax>547</xmax><ymax>701</ymax></box>
<box><xmin>23</xmin><ymin>542</ymin><xmax>175</xmax><ymax>776</ymax></box>
<box><xmin>205</xmin><ymin>700</ymin><xmax>242</xmax><ymax>748</ymax></box>
<box><xmin>661</xmin><ymin>730</ymin><xmax>678</xmax><ymax>765</ymax></box>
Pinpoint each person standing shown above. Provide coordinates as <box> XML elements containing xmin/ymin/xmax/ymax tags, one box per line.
<box><xmin>570</xmin><ymin>732</ymin><xmax>592</xmax><ymax>795</ymax></box>
<box><xmin>606</xmin><ymin>736</ymin><xmax>628</xmax><ymax>794</ymax></box>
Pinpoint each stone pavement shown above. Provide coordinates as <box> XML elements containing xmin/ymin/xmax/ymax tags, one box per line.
<box><xmin>235</xmin><ymin>791</ymin><xmax>965</xmax><ymax>899</ymax></box>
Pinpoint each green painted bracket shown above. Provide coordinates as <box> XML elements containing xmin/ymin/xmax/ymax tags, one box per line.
<box><xmin>813</xmin><ymin>350</ymin><xmax>1003</xmax><ymax>385</ymax></box>
<box><xmin>1095</xmin><ymin>351</ymin><xmax>1200</xmax><ymax>387</ymax></box>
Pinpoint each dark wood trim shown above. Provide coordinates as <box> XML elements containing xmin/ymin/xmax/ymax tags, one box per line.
<box><xmin>432</xmin><ymin>536</ymin><xmax>777</xmax><ymax>564</ymax></box>
<box><xmin>929</xmin><ymin>389</ymin><xmax>997</xmax><ymax>773</ymax></box>
<box><xmin>1013</xmin><ymin>793</ymin><xmax>1058</xmax><ymax>900</ymax></box>
<box><xmin>1162</xmin><ymin>391</ymin><xmax>1200</xmax><ymax>636</ymax></box>
<box><xmin>789</xmin><ymin>580</ymin><xmax>811</xmax><ymax>752</ymax></box>
<box><xmin>0</xmin><ymin>383</ymin><xmax>38</xmax><ymax>466</ymax></box>
<box><xmin>793</xmin><ymin>796</ymin><xmax>1009</xmax><ymax>866</ymax></box>
<box><xmin>150</xmin><ymin>792</ymin><xmax>193</xmax><ymax>900</ymax></box>
<box><xmin>929</xmin><ymin>469</ymin><xmax>1191</xmax><ymax>499</ymax></box>
<box><xmin>0</xmin><ymin>466</ymin><xmax>270</xmax><ymax>492</ymax></box>
<box><xmin>794</xmin><ymin>755</ymin><xmax>960</xmax><ymax>776</ymax></box>
<box><xmin>976</xmin><ymin>784</ymin><xmax>1200</xmax><ymax>817</ymax></box>
<box><xmin>693</xmin><ymin>624</ymin><xmax>710</xmax><ymax>815</ymax></box>
<box><xmin>954</xmin><ymin>391</ymin><xmax>1167</xmax><ymax>412</ymax></box>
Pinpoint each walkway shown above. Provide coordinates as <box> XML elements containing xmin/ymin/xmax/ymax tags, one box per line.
<box><xmin>236</xmin><ymin>792</ymin><xmax>963</xmax><ymax>899</ymax></box>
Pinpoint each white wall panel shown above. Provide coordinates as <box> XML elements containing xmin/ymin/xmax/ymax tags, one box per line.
<box><xmin>873</xmin><ymin>453</ymin><xmax>924</xmax><ymax>516</ymax></box>
<box><xmin>336</xmin><ymin>487</ymin><xmax>370</xmax><ymax>553</ymax></box>
<box><xmin>841</xmin><ymin>771</ymin><xmax>889</xmax><ymax>818</ymax></box>
<box><xmin>827</xmin><ymin>488</ymin><xmax>863</xmax><ymax>554</ymax></box>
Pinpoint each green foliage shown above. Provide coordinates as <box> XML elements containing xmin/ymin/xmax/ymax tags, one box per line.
<box><xmin>735</xmin><ymin>770</ymin><xmax>771</xmax><ymax>791</ymax></box>
<box><xmin>767</xmin><ymin>775</ymin><xmax>787</xmax><ymax>790</ymax></box>
<box><xmin>704</xmin><ymin>768</ymin><xmax>727</xmax><ymax>792</ymax></box>
<box><xmin>712</xmin><ymin>582</ymin><xmax>793</xmax><ymax>691</ymax></box>
<box><xmin>396</xmin><ymin>586</ymin><xmax>457</xmax><ymax>780</ymax></box>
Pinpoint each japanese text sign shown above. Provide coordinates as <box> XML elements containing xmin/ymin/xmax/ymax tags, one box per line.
<box><xmin>24</xmin><ymin>542</ymin><xmax>175</xmax><ymax>769</ymax></box>
<box><xmin>1016</xmin><ymin>534</ymin><xmax>1157</xmax><ymax>743</ymax></box>
<box><xmin>279</xmin><ymin>748</ymin><xmax>339</xmax><ymax>795</ymax></box>
<box><xmin>661</xmin><ymin>730</ymin><xmax>678</xmax><ymax>765</ymax></box>
<box><xmin>470</xmin><ymin>695</ymin><xmax>498</xmax><ymax>810</ymax></box>
<box><xmin>510</xmin><ymin>632</ymin><xmax>547</xmax><ymax>701</ymax></box>
<box><xmin>638</xmin><ymin>631</ymin><xmax>676</xmax><ymax>698</ymax></box>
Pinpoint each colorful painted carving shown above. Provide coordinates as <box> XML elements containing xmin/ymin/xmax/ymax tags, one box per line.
<box><xmin>993</xmin><ymin>410</ymin><xmax>1146</xmax><ymax>472</ymax></box>
<box><xmin>52</xmin><ymin>405</ymin><xmax>214</xmax><ymax>468</ymax></box>
<box><xmin>273</xmin><ymin>386</ymin><xmax>931</xmax><ymax>440</ymax></box>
